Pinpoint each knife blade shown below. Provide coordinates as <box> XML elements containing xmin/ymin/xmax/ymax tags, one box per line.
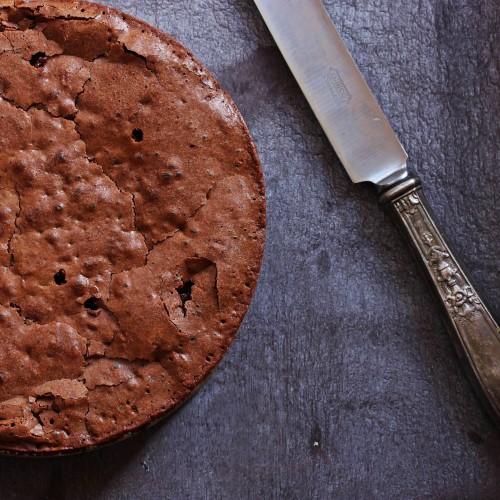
<box><xmin>254</xmin><ymin>0</ymin><xmax>500</xmax><ymax>424</ymax></box>
<box><xmin>254</xmin><ymin>0</ymin><xmax>407</xmax><ymax>187</ymax></box>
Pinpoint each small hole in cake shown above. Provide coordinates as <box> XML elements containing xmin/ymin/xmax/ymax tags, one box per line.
<box><xmin>9</xmin><ymin>302</ymin><xmax>22</xmax><ymax>316</ymax></box>
<box><xmin>145</xmin><ymin>389</ymin><xmax>150</xmax><ymax>394</ymax></box>
<box><xmin>220</xmin><ymin>319</ymin><xmax>226</xmax><ymax>324</ymax></box>
<box><xmin>84</xmin><ymin>296</ymin><xmax>100</xmax><ymax>311</ymax></box>
<box><xmin>30</xmin><ymin>52</ymin><xmax>48</xmax><ymax>68</ymax></box>
<box><xmin>132</xmin><ymin>129</ymin><xmax>144</xmax><ymax>142</ymax></box>
<box><xmin>176</xmin><ymin>280</ymin><xmax>194</xmax><ymax>317</ymax></box>
<box><xmin>54</xmin><ymin>269</ymin><xmax>67</xmax><ymax>285</ymax></box>
<box><xmin>49</xmin><ymin>418</ymin><xmax>54</xmax><ymax>425</ymax></box>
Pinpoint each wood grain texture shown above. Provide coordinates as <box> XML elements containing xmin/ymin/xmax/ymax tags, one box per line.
<box><xmin>0</xmin><ymin>0</ymin><xmax>499</xmax><ymax>498</ymax></box>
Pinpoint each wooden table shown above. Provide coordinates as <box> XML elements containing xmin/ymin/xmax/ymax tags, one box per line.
<box><xmin>1</xmin><ymin>1</ymin><xmax>499</xmax><ymax>498</ymax></box>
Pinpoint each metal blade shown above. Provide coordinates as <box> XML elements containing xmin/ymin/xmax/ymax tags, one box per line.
<box><xmin>254</xmin><ymin>0</ymin><xmax>408</xmax><ymax>186</ymax></box>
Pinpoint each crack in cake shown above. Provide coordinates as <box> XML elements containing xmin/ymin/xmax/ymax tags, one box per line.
<box><xmin>0</xmin><ymin>0</ymin><xmax>265</xmax><ymax>455</ymax></box>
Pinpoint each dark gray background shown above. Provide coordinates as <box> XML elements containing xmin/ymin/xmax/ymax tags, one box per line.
<box><xmin>1</xmin><ymin>0</ymin><xmax>499</xmax><ymax>498</ymax></box>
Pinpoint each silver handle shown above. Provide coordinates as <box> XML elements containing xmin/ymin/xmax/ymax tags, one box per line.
<box><xmin>380</xmin><ymin>177</ymin><xmax>500</xmax><ymax>425</ymax></box>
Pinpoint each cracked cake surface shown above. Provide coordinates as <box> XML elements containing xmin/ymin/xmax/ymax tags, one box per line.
<box><xmin>0</xmin><ymin>0</ymin><xmax>265</xmax><ymax>455</ymax></box>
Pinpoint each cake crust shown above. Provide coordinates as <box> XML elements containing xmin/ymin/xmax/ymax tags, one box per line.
<box><xmin>0</xmin><ymin>0</ymin><xmax>265</xmax><ymax>455</ymax></box>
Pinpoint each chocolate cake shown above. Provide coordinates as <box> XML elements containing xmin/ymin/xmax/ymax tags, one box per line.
<box><xmin>0</xmin><ymin>0</ymin><xmax>265</xmax><ymax>455</ymax></box>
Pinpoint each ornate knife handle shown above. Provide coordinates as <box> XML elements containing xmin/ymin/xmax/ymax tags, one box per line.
<box><xmin>380</xmin><ymin>176</ymin><xmax>500</xmax><ymax>425</ymax></box>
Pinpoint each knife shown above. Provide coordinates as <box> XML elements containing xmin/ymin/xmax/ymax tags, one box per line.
<box><xmin>253</xmin><ymin>0</ymin><xmax>500</xmax><ymax>424</ymax></box>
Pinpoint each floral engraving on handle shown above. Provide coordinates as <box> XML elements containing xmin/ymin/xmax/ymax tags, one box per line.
<box><xmin>394</xmin><ymin>191</ymin><xmax>420</xmax><ymax>215</ymax></box>
<box><xmin>395</xmin><ymin>190</ymin><xmax>481</xmax><ymax>323</ymax></box>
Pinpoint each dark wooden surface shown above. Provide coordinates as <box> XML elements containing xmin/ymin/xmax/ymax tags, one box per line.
<box><xmin>1</xmin><ymin>0</ymin><xmax>499</xmax><ymax>498</ymax></box>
